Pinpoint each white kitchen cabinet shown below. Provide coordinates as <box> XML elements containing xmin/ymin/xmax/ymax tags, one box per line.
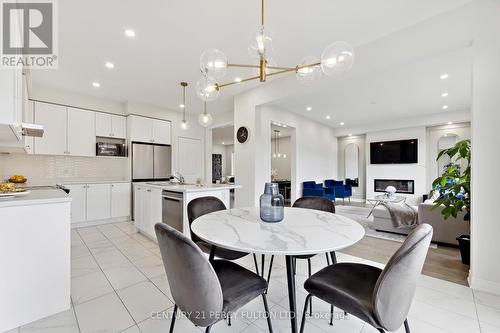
<box><xmin>133</xmin><ymin>185</ymin><xmax>145</xmax><ymax>229</ymax></box>
<box><xmin>34</xmin><ymin>102</ymin><xmax>67</xmax><ymax>155</ymax></box>
<box><xmin>133</xmin><ymin>184</ymin><xmax>162</xmax><ymax>240</ymax></box>
<box><xmin>148</xmin><ymin>187</ymin><xmax>162</xmax><ymax>237</ymax></box>
<box><xmin>65</xmin><ymin>184</ymin><xmax>87</xmax><ymax>223</ymax></box>
<box><xmin>111</xmin><ymin>183</ymin><xmax>131</xmax><ymax>218</ymax></box>
<box><xmin>23</xmin><ymin>99</ymin><xmax>34</xmax><ymax>154</ymax></box>
<box><xmin>86</xmin><ymin>184</ymin><xmax>111</xmax><ymax>221</ymax></box>
<box><xmin>67</xmin><ymin>107</ymin><xmax>95</xmax><ymax>157</ymax></box>
<box><xmin>152</xmin><ymin>119</ymin><xmax>171</xmax><ymax>145</ymax></box>
<box><xmin>111</xmin><ymin>115</ymin><xmax>127</xmax><ymax>139</ymax></box>
<box><xmin>96</xmin><ymin>113</ymin><xmax>127</xmax><ymax>139</ymax></box>
<box><xmin>129</xmin><ymin>115</ymin><xmax>171</xmax><ymax>144</ymax></box>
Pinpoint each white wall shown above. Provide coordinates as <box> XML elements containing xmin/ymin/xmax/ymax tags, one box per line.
<box><xmin>338</xmin><ymin>135</ymin><xmax>366</xmax><ymax>200</ymax></box>
<box><xmin>470</xmin><ymin>0</ymin><xmax>500</xmax><ymax>295</ymax></box>
<box><xmin>366</xmin><ymin>127</ymin><xmax>426</xmax><ymax>205</ymax></box>
<box><xmin>271</xmin><ymin>136</ymin><xmax>291</xmax><ymax>180</ymax></box>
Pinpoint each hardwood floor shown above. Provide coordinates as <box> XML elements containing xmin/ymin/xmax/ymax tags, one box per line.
<box><xmin>341</xmin><ymin>235</ymin><xmax>470</xmax><ymax>286</ymax></box>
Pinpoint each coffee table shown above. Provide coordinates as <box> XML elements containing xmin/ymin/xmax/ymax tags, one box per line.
<box><xmin>366</xmin><ymin>195</ymin><xmax>406</xmax><ymax>218</ymax></box>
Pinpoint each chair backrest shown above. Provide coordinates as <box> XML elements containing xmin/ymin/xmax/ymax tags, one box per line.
<box><xmin>324</xmin><ymin>179</ymin><xmax>335</xmax><ymax>188</ymax></box>
<box><xmin>154</xmin><ymin>223</ymin><xmax>223</xmax><ymax>327</ymax></box>
<box><xmin>332</xmin><ymin>180</ymin><xmax>344</xmax><ymax>186</ymax></box>
<box><xmin>372</xmin><ymin>224</ymin><xmax>433</xmax><ymax>331</ymax></box>
<box><xmin>302</xmin><ymin>181</ymin><xmax>316</xmax><ymax>189</ymax></box>
<box><xmin>293</xmin><ymin>196</ymin><xmax>335</xmax><ymax>213</ymax></box>
<box><xmin>187</xmin><ymin>196</ymin><xmax>226</xmax><ymax>242</ymax></box>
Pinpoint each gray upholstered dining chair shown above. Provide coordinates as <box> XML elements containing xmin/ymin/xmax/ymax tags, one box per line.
<box><xmin>299</xmin><ymin>223</ymin><xmax>433</xmax><ymax>333</ymax></box>
<box><xmin>155</xmin><ymin>223</ymin><xmax>273</xmax><ymax>333</ymax></box>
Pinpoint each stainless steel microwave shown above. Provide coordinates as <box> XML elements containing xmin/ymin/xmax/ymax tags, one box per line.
<box><xmin>96</xmin><ymin>142</ymin><xmax>127</xmax><ymax>157</ymax></box>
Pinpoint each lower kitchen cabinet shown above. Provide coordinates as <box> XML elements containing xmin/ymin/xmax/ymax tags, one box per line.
<box><xmin>64</xmin><ymin>182</ymin><xmax>131</xmax><ymax>226</ymax></box>
<box><xmin>111</xmin><ymin>183</ymin><xmax>131</xmax><ymax>218</ymax></box>
<box><xmin>133</xmin><ymin>184</ymin><xmax>161</xmax><ymax>240</ymax></box>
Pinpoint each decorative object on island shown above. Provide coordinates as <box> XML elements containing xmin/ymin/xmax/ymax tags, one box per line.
<box><xmin>179</xmin><ymin>82</ymin><xmax>188</xmax><ymax>130</ymax></box>
<box><xmin>260</xmin><ymin>183</ymin><xmax>284</xmax><ymax>223</ymax></box>
<box><xmin>430</xmin><ymin>139</ymin><xmax>471</xmax><ymax>264</ymax></box>
<box><xmin>272</xmin><ymin>130</ymin><xmax>286</xmax><ymax>158</ymax></box>
<box><xmin>237</xmin><ymin>126</ymin><xmax>249</xmax><ymax>143</ymax></box>
<box><xmin>385</xmin><ymin>185</ymin><xmax>397</xmax><ymax>199</ymax></box>
<box><xmin>198</xmin><ymin>100</ymin><xmax>213</xmax><ymax>127</ymax></box>
<box><xmin>193</xmin><ymin>0</ymin><xmax>355</xmax><ymax>102</ymax></box>
<box><xmin>8</xmin><ymin>175</ymin><xmax>27</xmax><ymax>183</ymax></box>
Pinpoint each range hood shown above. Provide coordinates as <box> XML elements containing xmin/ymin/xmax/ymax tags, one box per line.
<box><xmin>21</xmin><ymin>123</ymin><xmax>44</xmax><ymax>137</ymax></box>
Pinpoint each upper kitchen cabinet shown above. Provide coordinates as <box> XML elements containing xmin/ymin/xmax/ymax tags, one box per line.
<box><xmin>128</xmin><ymin>115</ymin><xmax>171</xmax><ymax>145</ymax></box>
<box><xmin>34</xmin><ymin>102</ymin><xmax>96</xmax><ymax>157</ymax></box>
<box><xmin>95</xmin><ymin>112</ymin><xmax>127</xmax><ymax>139</ymax></box>
<box><xmin>34</xmin><ymin>102</ymin><xmax>67</xmax><ymax>155</ymax></box>
<box><xmin>67</xmin><ymin>107</ymin><xmax>95</xmax><ymax>156</ymax></box>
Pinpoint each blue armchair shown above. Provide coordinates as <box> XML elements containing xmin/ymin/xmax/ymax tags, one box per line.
<box><xmin>324</xmin><ymin>179</ymin><xmax>352</xmax><ymax>204</ymax></box>
<box><xmin>302</xmin><ymin>181</ymin><xmax>335</xmax><ymax>201</ymax></box>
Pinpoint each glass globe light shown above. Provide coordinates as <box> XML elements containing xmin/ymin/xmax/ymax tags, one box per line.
<box><xmin>248</xmin><ymin>26</ymin><xmax>273</xmax><ymax>57</ymax></box>
<box><xmin>296</xmin><ymin>56</ymin><xmax>322</xmax><ymax>85</ymax></box>
<box><xmin>180</xmin><ymin>119</ymin><xmax>188</xmax><ymax>130</ymax></box>
<box><xmin>320</xmin><ymin>42</ymin><xmax>355</xmax><ymax>76</ymax></box>
<box><xmin>283</xmin><ymin>153</ymin><xmax>287</xmax><ymax>158</ymax></box>
<box><xmin>195</xmin><ymin>76</ymin><xmax>219</xmax><ymax>101</ymax></box>
<box><xmin>200</xmin><ymin>48</ymin><xmax>228</xmax><ymax>79</ymax></box>
<box><xmin>272</xmin><ymin>153</ymin><xmax>276</xmax><ymax>158</ymax></box>
<box><xmin>198</xmin><ymin>112</ymin><xmax>213</xmax><ymax>127</ymax></box>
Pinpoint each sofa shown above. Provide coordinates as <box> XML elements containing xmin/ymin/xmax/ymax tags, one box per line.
<box><xmin>372</xmin><ymin>202</ymin><xmax>469</xmax><ymax>245</ymax></box>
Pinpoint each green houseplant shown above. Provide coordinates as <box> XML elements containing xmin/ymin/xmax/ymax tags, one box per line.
<box><xmin>430</xmin><ymin>139</ymin><xmax>471</xmax><ymax>264</ymax></box>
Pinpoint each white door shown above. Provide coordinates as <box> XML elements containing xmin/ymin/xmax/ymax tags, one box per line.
<box><xmin>130</xmin><ymin>115</ymin><xmax>153</xmax><ymax>143</ymax></box>
<box><xmin>67</xmin><ymin>108</ymin><xmax>95</xmax><ymax>157</ymax></box>
<box><xmin>152</xmin><ymin>120</ymin><xmax>171</xmax><ymax>145</ymax></box>
<box><xmin>111</xmin><ymin>115</ymin><xmax>127</xmax><ymax>139</ymax></box>
<box><xmin>178</xmin><ymin>137</ymin><xmax>203</xmax><ymax>183</ymax></box>
<box><xmin>111</xmin><ymin>183</ymin><xmax>131</xmax><ymax>218</ymax></box>
<box><xmin>65</xmin><ymin>184</ymin><xmax>87</xmax><ymax>223</ymax></box>
<box><xmin>86</xmin><ymin>184</ymin><xmax>111</xmax><ymax>221</ymax></box>
<box><xmin>34</xmin><ymin>102</ymin><xmax>67</xmax><ymax>155</ymax></box>
<box><xmin>95</xmin><ymin>112</ymin><xmax>112</xmax><ymax>137</ymax></box>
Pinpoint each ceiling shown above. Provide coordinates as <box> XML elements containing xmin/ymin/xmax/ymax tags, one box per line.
<box><xmin>212</xmin><ymin>126</ymin><xmax>234</xmax><ymax>145</ymax></box>
<box><xmin>270</xmin><ymin>47</ymin><xmax>472</xmax><ymax>129</ymax></box>
<box><xmin>31</xmin><ymin>0</ymin><xmax>472</xmax><ymax>115</ymax></box>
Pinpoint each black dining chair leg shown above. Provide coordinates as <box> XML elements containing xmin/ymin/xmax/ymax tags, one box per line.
<box><xmin>329</xmin><ymin>305</ymin><xmax>334</xmax><ymax>325</ymax></box>
<box><xmin>261</xmin><ymin>254</ymin><xmax>265</xmax><ymax>278</ymax></box>
<box><xmin>205</xmin><ymin>326</ymin><xmax>212</xmax><ymax>333</ymax></box>
<box><xmin>253</xmin><ymin>254</ymin><xmax>260</xmax><ymax>275</ymax></box>
<box><xmin>404</xmin><ymin>319</ymin><xmax>411</xmax><ymax>333</ymax></box>
<box><xmin>299</xmin><ymin>294</ymin><xmax>313</xmax><ymax>333</ymax></box>
<box><xmin>209</xmin><ymin>246</ymin><xmax>217</xmax><ymax>262</ymax></box>
<box><xmin>266</xmin><ymin>255</ymin><xmax>274</xmax><ymax>291</ymax></box>
<box><xmin>293</xmin><ymin>257</ymin><xmax>297</xmax><ymax>275</ymax></box>
<box><xmin>169</xmin><ymin>304</ymin><xmax>178</xmax><ymax>333</ymax></box>
<box><xmin>330</xmin><ymin>251</ymin><xmax>337</xmax><ymax>264</ymax></box>
<box><xmin>307</xmin><ymin>258</ymin><xmax>313</xmax><ymax>316</ymax></box>
<box><xmin>325</xmin><ymin>252</ymin><xmax>330</xmax><ymax>265</ymax></box>
<box><xmin>228</xmin><ymin>314</ymin><xmax>231</xmax><ymax>326</ymax></box>
<box><xmin>262</xmin><ymin>293</ymin><xmax>273</xmax><ymax>333</ymax></box>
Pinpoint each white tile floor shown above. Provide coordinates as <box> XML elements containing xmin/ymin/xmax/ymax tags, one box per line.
<box><xmin>8</xmin><ymin>221</ymin><xmax>500</xmax><ymax>333</ymax></box>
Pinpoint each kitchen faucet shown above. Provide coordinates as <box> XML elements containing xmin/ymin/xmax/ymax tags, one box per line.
<box><xmin>171</xmin><ymin>173</ymin><xmax>185</xmax><ymax>184</ymax></box>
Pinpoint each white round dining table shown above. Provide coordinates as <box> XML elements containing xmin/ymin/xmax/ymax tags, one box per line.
<box><xmin>191</xmin><ymin>206</ymin><xmax>365</xmax><ymax>333</ymax></box>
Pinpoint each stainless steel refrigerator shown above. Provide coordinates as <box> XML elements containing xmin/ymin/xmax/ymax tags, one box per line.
<box><xmin>132</xmin><ymin>142</ymin><xmax>172</xmax><ymax>182</ymax></box>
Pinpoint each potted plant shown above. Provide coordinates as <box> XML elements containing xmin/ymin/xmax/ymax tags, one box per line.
<box><xmin>430</xmin><ymin>139</ymin><xmax>471</xmax><ymax>264</ymax></box>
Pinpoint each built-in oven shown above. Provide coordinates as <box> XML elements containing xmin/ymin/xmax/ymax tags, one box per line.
<box><xmin>96</xmin><ymin>142</ymin><xmax>127</xmax><ymax>157</ymax></box>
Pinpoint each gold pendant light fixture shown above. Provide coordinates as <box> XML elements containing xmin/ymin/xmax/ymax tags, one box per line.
<box><xmin>198</xmin><ymin>100</ymin><xmax>214</xmax><ymax>127</ymax></box>
<box><xmin>180</xmin><ymin>81</ymin><xmax>188</xmax><ymax>130</ymax></box>
<box><xmin>273</xmin><ymin>129</ymin><xmax>286</xmax><ymax>158</ymax></box>
<box><xmin>195</xmin><ymin>0</ymin><xmax>355</xmax><ymax>101</ymax></box>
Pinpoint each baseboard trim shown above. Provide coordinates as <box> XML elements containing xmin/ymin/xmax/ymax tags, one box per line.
<box><xmin>71</xmin><ymin>217</ymin><xmax>130</xmax><ymax>229</ymax></box>
<box><xmin>470</xmin><ymin>274</ymin><xmax>500</xmax><ymax>295</ymax></box>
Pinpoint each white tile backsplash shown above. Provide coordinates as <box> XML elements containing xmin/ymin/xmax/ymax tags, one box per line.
<box><xmin>0</xmin><ymin>154</ymin><xmax>128</xmax><ymax>183</ymax></box>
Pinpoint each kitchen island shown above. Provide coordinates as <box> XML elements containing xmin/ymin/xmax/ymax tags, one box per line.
<box><xmin>133</xmin><ymin>182</ymin><xmax>241</xmax><ymax>240</ymax></box>
<box><xmin>0</xmin><ymin>189</ymin><xmax>71</xmax><ymax>332</ymax></box>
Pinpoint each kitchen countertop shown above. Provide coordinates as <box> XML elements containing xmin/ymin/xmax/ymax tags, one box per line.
<box><xmin>0</xmin><ymin>189</ymin><xmax>71</xmax><ymax>208</ymax></box>
<box><xmin>9</xmin><ymin>179</ymin><xmax>131</xmax><ymax>187</ymax></box>
<box><xmin>139</xmin><ymin>182</ymin><xmax>241</xmax><ymax>193</ymax></box>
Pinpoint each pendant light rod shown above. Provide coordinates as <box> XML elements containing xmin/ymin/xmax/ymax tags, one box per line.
<box><xmin>227</xmin><ymin>63</ymin><xmax>294</xmax><ymax>71</ymax></box>
<box><xmin>180</xmin><ymin>81</ymin><xmax>187</xmax><ymax>122</ymax></box>
<box><xmin>261</xmin><ymin>0</ymin><xmax>265</xmax><ymax>26</ymax></box>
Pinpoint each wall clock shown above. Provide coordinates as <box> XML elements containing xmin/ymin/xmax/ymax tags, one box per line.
<box><xmin>237</xmin><ymin>126</ymin><xmax>249</xmax><ymax>143</ymax></box>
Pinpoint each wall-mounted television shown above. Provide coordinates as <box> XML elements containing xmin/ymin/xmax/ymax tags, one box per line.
<box><xmin>370</xmin><ymin>139</ymin><xmax>418</xmax><ymax>164</ymax></box>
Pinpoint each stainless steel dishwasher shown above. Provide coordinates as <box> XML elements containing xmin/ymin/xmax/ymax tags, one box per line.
<box><xmin>162</xmin><ymin>190</ymin><xmax>184</xmax><ymax>232</ymax></box>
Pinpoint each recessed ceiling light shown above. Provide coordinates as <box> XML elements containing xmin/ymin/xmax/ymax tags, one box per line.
<box><xmin>306</xmin><ymin>106</ymin><xmax>312</xmax><ymax>111</ymax></box>
<box><xmin>326</xmin><ymin>115</ymin><xmax>331</xmax><ymax>120</ymax></box>
<box><xmin>282</xmin><ymin>125</ymin><xmax>287</xmax><ymax>128</ymax></box>
<box><xmin>441</xmin><ymin>92</ymin><xmax>448</xmax><ymax>97</ymax></box>
<box><xmin>92</xmin><ymin>82</ymin><xmax>100</xmax><ymax>88</ymax></box>
<box><xmin>124</xmin><ymin>29</ymin><xmax>136</xmax><ymax>38</ymax></box>
<box><xmin>222</xmin><ymin>141</ymin><xmax>225</xmax><ymax>145</ymax></box>
<box><xmin>340</xmin><ymin>122</ymin><xmax>345</xmax><ymax>126</ymax></box>
<box><xmin>447</xmin><ymin>121</ymin><xmax>453</xmax><ymax>125</ymax></box>
<box><xmin>348</xmin><ymin>134</ymin><xmax>352</xmax><ymax>137</ymax></box>
<box><xmin>234</xmin><ymin>77</ymin><xmax>242</xmax><ymax>83</ymax></box>
<box><xmin>105</xmin><ymin>62</ymin><xmax>114</xmax><ymax>69</ymax></box>
<box><xmin>179</xmin><ymin>104</ymin><xmax>185</xmax><ymax>108</ymax></box>
<box><xmin>442</xmin><ymin>105</ymin><xmax>449</xmax><ymax>110</ymax></box>
<box><xmin>440</xmin><ymin>73</ymin><xmax>449</xmax><ymax>80</ymax></box>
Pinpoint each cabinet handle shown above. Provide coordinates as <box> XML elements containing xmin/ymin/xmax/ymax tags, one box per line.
<box><xmin>147</xmin><ymin>189</ymin><xmax>151</xmax><ymax>192</ymax></box>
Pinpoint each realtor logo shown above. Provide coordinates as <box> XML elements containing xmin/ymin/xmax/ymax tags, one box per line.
<box><xmin>1</xmin><ymin>0</ymin><xmax>58</xmax><ymax>68</ymax></box>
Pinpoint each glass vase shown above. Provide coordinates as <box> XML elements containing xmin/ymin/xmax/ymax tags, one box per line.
<box><xmin>260</xmin><ymin>183</ymin><xmax>284</xmax><ymax>223</ymax></box>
